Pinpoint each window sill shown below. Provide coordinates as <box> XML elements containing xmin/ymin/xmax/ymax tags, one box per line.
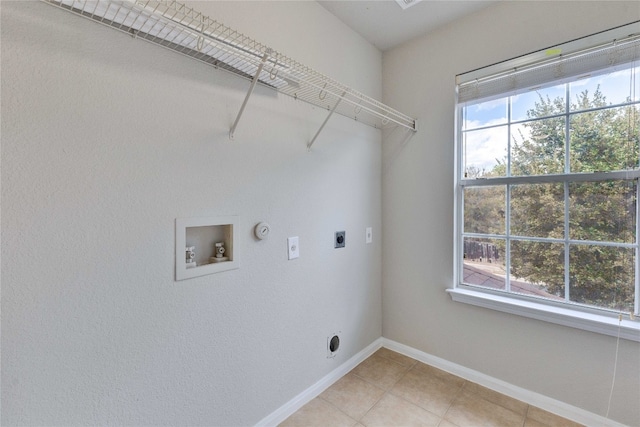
<box><xmin>447</xmin><ymin>288</ymin><xmax>640</xmax><ymax>342</ymax></box>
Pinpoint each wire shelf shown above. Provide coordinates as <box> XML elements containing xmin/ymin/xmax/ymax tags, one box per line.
<box><xmin>42</xmin><ymin>0</ymin><xmax>417</xmax><ymax>138</ymax></box>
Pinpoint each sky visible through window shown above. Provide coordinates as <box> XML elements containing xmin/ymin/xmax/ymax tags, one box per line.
<box><xmin>462</xmin><ymin>67</ymin><xmax>640</xmax><ymax>176</ymax></box>
<box><xmin>460</xmin><ymin>62</ymin><xmax>640</xmax><ymax>312</ymax></box>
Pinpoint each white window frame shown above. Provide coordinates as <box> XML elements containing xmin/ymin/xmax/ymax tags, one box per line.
<box><xmin>450</xmin><ymin>23</ymin><xmax>640</xmax><ymax>342</ymax></box>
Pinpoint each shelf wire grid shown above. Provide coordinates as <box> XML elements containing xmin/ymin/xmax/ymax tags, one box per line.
<box><xmin>43</xmin><ymin>0</ymin><xmax>417</xmax><ymax>132</ymax></box>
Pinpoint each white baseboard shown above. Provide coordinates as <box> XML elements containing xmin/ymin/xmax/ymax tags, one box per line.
<box><xmin>256</xmin><ymin>337</ymin><xmax>626</xmax><ymax>427</ymax></box>
<box><xmin>381</xmin><ymin>338</ymin><xmax>627</xmax><ymax>427</ymax></box>
<box><xmin>254</xmin><ymin>337</ymin><xmax>384</xmax><ymax>427</ymax></box>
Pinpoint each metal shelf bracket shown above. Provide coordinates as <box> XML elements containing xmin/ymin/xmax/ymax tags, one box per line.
<box><xmin>307</xmin><ymin>91</ymin><xmax>347</xmax><ymax>150</ymax></box>
<box><xmin>229</xmin><ymin>51</ymin><xmax>270</xmax><ymax>140</ymax></box>
<box><xmin>42</xmin><ymin>0</ymin><xmax>418</xmax><ymax>144</ymax></box>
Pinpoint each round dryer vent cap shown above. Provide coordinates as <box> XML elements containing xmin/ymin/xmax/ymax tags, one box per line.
<box><xmin>329</xmin><ymin>335</ymin><xmax>340</xmax><ymax>353</ymax></box>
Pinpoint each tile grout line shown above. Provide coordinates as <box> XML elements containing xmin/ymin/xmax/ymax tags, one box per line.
<box><xmin>462</xmin><ymin>379</ymin><xmax>532</xmax><ymax>424</ymax></box>
<box><xmin>351</xmin><ymin>352</ymin><xmax>413</xmax><ymax>391</ymax></box>
<box><xmin>352</xmin><ymin>351</ymin><xmax>417</xmax><ymax>426</ymax></box>
<box><xmin>379</xmin><ymin>355</ymin><xmax>451</xmax><ymax>427</ymax></box>
<box><xmin>375</xmin><ymin>351</ymin><xmax>466</xmax><ymax>427</ymax></box>
<box><xmin>523</xmin><ymin>404</ymin><xmax>531</xmax><ymax>427</ymax></box>
<box><xmin>368</xmin><ymin>351</ymin><xmax>530</xmax><ymax>427</ymax></box>
<box><xmin>316</xmin><ymin>394</ymin><xmax>359</xmax><ymax>426</ymax></box>
<box><xmin>439</xmin><ymin>377</ymin><xmax>468</xmax><ymax>426</ymax></box>
<box><xmin>282</xmin><ymin>349</ymin><xmax>584</xmax><ymax>427</ymax></box>
<box><xmin>357</xmin><ymin>389</ymin><xmax>390</xmax><ymax>426</ymax></box>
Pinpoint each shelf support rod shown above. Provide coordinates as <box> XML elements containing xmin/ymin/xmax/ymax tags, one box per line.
<box><xmin>229</xmin><ymin>51</ymin><xmax>270</xmax><ymax>140</ymax></box>
<box><xmin>307</xmin><ymin>90</ymin><xmax>347</xmax><ymax>150</ymax></box>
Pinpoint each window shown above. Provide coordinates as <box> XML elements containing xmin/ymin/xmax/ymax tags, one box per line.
<box><xmin>452</xmin><ymin>24</ymin><xmax>640</xmax><ymax>340</ymax></box>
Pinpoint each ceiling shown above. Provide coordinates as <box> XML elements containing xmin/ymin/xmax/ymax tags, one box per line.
<box><xmin>318</xmin><ymin>0</ymin><xmax>497</xmax><ymax>51</ymax></box>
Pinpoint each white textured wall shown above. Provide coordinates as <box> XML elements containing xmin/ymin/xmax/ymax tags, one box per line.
<box><xmin>1</xmin><ymin>1</ymin><xmax>382</xmax><ymax>425</ymax></box>
<box><xmin>381</xmin><ymin>2</ymin><xmax>640</xmax><ymax>426</ymax></box>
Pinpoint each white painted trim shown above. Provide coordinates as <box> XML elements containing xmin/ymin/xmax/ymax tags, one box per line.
<box><xmin>257</xmin><ymin>336</ymin><xmax>629</xmax><ymax>427</ymax></box>
<box><xmin>254</xmin><ymin>338</ymin><xmax>383</xmax><ymax>427</ymax></box>
<box><xmin>175</xmin><ymin>216</ymin><xmax>239</xmax><ymax>281</ymax></box>
<box><xmin>381</xmin><ymin>338</ymin><xmax>629</xmax><ymax>427</ymax></box>
<box><xmin>447</xmin><ymin>288</ymin><xmax>640</xmax><ymax>342</ymax></box>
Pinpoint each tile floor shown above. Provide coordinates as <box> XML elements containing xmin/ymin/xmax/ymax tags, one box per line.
<box><xmin>280</xmin><ymin>348</ymin><xmax>583</xmax><ymax>427</ymax></box>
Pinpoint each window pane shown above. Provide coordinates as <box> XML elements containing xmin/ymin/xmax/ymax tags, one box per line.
<box><xmin>463</xmin><ymin>238</ymin><xmax>505</xmax><ymax>290</ymax></box>
<box><xmin>464</xmin><ymin>186</ymin><xmax>505</xmax><ymax>235</ymax></box>
<box><xmin>511</xmin><ymin>84</ymin><xmax>566</xmax><ymax>121</ymax></box>
<box><xmin>457</xmin><ymin>45</ymin><xmax>640</xmax><ymax>317</ymax></box>
<box><xmin>569</xmin><ymin>180</ymin><xmax>636</xmax><ymax>243</ymax></box>
<box><xmin>511</xmin><ymin>183</ymin><xmax>564</xmax><ymax>238</ymax></box>
<box><xmin>511</xmin><ymin>117</ymin><xmax>565</xmax><ymax>175</ymax></box>
<box><xmin>463</xmin><ymin>97</ymin><xmax>508</xmax><ymax>130</ymax></box>
<box><xmin>569</xmin><ymin>244</ymin><xmax>634</xmax><ymax>312</ymax></box>
<box><xmin>570</xmin><ymin>106</ymin><xmax>640</xmax><ymax>172</ymax></box>
<box><xmin>570</xmin><ymin>66</ymin><xmax>640</xmax><ymax>112</ymax></box>
<box><xmin>510</xmin><ymin>240</ymin><xmax>565</xmax><ymax>300</ymax></box>
<box><xmin>462</xmin><ymin>126</ymin><xmax>508</xmax><ymax>178</ymax></box>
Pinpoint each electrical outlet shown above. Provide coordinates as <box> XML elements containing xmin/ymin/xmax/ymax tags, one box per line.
<box><xmin>287</xmin><ymin>236</ymin><xmax>299</xmax><ymax>260</ymax></box>
<box><xmin>366</xmin><ymin>227</ymin><xmax>372</xmax><ymax>244</ymax></box>
<box><xmin>335</xmin><ymin>231</ymin><xmax>345</xmax><ymax>248</ymax></box>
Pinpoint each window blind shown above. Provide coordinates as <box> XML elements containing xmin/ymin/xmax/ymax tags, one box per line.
<box><xmin>457</xmin><ymin>29</ymin><xmax>640</xmax><ymax>105</ymax></box>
